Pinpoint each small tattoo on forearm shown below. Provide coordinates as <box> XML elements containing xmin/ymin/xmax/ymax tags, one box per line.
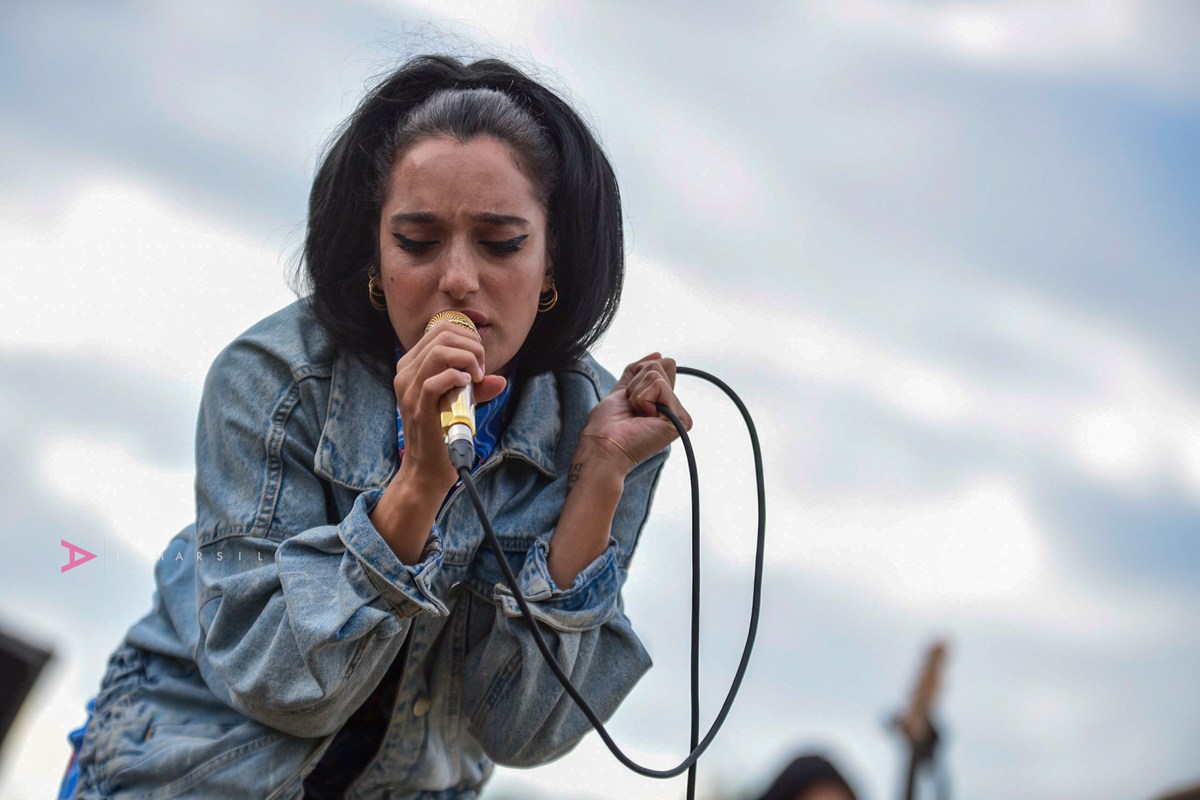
<box><xmin>566</xmin><ymin>462</ymin><xmax>583</xmax><ymax>493</ymax></box>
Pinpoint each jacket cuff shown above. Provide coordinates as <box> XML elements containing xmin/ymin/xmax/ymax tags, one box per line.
<box><xmin>494</xmin><ymin>531</ymin><xmax>620</xmax><ymax>632</ymax></box>
<box><xmin>339</xmin><ymin>488</ymin><xmax>448</xmax><ymax>618</ymax></box>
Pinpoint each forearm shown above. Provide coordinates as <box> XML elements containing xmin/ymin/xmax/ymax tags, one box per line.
<box><xmin>547</xmin><ymin>437</ymin><xmax>629</xmax><ymax>588</ymax></box>
<box><xmin>369</xmin><ymin>464</ymin><xmax>450</xmax><ymax>564</ymax></box>
<box><xmin>196</xmin><ymin>494</ymin><xmax>435</xmax><ymax>737</ymax></box>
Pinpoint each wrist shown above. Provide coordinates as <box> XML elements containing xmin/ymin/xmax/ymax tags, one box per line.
<box><xmin>370</xmin><ymin>466</ymin><xmax>447</xmax><ymax>564</ymax></box>
<box><xmin>575</xmin><ymin>433</ymin><xmax>637</xmax><ymax>477</ymax></box>
<box><xmin>395</xmin><ymin>455</ymin><xmax>457</xmax><ymax>497</ymax></box>
<box><xmin>550</xmin><ymin>445</ymin><xmax>624</xmax><ymax>588</ymax></box>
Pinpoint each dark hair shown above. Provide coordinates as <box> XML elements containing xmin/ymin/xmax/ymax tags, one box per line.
<box><xmin>296</xmin><ymin>54</ymin><xmax>624</xmax><ymax>379</ymax></box>
<box><xmin>756</xmin><ymin>754</ymin><xmax>857</xmax><ymax>800</ymax></box>
<box><xmin>379</xmin><ymin>87</ymin><xmax>558</xmax><ymax>209</ymax></box>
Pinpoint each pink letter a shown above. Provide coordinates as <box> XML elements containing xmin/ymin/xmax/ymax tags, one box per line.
<box><xmin>61</xmin><ymin>539</ymin><xmax>98</xmax><ymax>573</ymax></box>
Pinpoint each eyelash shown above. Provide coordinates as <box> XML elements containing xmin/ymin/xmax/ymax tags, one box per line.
<box><xmin>486</xmin><ymin>235</ymin><xmax>528</xmax><ymax>254</ymax></box>
<box><xmin>393</xmin><ymin>233</ymin><xmax>528</xmax><ymax>255</ymax></box>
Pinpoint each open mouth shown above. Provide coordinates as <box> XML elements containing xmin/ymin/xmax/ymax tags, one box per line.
<box><xmin>457</xmin><ymin>309</ymin><xmax>487</xmax><ymax>326</ymax></box>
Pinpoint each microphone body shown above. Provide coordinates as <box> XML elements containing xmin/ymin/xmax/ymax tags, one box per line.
<box><xmin>425</xmin><ymin>310</ymin><xmax>479</xmax><ymax>472</ymax></box>
<box><xmin>441</xmin><ymin>382</ymin><xmax>475</xmax><ymax>447</ymax></box>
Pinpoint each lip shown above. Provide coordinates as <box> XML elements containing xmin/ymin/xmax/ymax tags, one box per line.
<box><xmin>454</xmin><ymin>309</ymin><xmax>489</xmax><ymax>327</ymax></box>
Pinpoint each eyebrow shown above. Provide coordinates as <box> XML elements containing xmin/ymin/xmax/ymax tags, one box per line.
<box><xmin>387</xmin><ymin>212</ymin><xmax>530</xmax><ymax>227</ymax></box>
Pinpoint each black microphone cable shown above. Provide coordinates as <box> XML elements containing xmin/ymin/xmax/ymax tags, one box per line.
<box><xmin>455</xmin><ymin>366</ymin><xmax>766</xmax><ymax>800</ymax></box>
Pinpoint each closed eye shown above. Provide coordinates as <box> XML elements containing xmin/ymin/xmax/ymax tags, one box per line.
<box><xmin>482</xmin><ymin>235</ymin><xmax>528</xmax><ymax>255</ymax></box>
<box><xmin>393</xmin><ymin>232</ymin><xmax>438</xmax><ymax>252</ymax></box>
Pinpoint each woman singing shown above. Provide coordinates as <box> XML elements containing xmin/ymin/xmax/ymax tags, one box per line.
<box><xmin>59</xmin><ymin>54</ymin><xmax>691</xmax><ymax>799</ymax></box>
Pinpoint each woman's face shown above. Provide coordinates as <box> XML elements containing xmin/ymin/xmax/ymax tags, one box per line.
<box><xmin>377</xmin><ymin>135</ymin><xmax>552</xmax><ymax>376</ymax></box>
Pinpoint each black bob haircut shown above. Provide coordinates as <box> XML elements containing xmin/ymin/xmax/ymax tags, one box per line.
<box><xmin>296</xmin><ymin>54</ymin><xmax>625</xmax><ymax>380</ymax></box>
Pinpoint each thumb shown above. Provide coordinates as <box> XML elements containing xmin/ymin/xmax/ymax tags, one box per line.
<box><xmin>473</xmin><ymin>375</ymin><xmax>507</xmax><ymax>405</ymax></box>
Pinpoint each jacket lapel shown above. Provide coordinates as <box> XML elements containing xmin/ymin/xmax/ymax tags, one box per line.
<box><xmin>314</xmin><ymin>351</ymin><xmax>397</xmax><ymax>491</ymax></box>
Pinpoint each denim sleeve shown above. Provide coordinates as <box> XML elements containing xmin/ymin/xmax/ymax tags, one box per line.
<box><xmin>462</xmin><ymin>449</ymin><xmax>666</xmax><ymax>767</ymax></box>
<box><xmin>190</xmin><ymin>337</ymin><xmax>443</xmax><ymax>738</ymax></box>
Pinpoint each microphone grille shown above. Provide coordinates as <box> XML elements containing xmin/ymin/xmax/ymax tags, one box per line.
<box><xmin>425</xmin><ymin>310</ymin><xmax>477</xmax><ymax>334</ymax></box>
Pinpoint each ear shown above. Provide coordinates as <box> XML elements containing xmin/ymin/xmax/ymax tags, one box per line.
<box><xmin>541</xmin><ymin>270</ymin><xmax>555</xmax><ymax>293</ymax></box>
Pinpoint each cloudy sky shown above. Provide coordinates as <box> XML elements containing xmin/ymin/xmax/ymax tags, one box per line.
<box><xmin>2</xmin><ymin>2</ymin><xmax>1198</xmax><ymax>799</ymax></box>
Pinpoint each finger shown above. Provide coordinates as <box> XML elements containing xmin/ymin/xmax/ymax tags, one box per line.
<box><xmin>473</xmin><ymin>374</ymin><xmax>507</xmax><ymax>405</ymax></box>
<box><xmin>630</xmin><ymin>369</ymin><xmax>691</xmax><ymax>429</ymax></box>
<box><xmin>422</xmin><ymin>342</ymin><xmax>486</xmax><ymax>383</ymax></box>
<box><xmin>615</xmin><ymin>352</ymin><xmax>662</xmax><ymax>389</ymax></box>
<box><xmin>675</xmin><ymin>403</ymin><xmax>694</xmax><ymax>431</ymax></box>
<box><xmin>409</xmin><ymin>368</ymin><xmax>473</xmax><ymax>420</ymax></box>
<box><xmin>405</xmin><ymin>325</ymin><xmax>487</xmax><ymax>374</ymax></box>
<box><xmin>626</xmin><ymin>366</ymin><xmax>672</xmax><ymax>416</ymax></box>
<box><xmin>424</xmin><ymin>323</ymin><xmax>486</xmax><ymax>358</ymax></box>
<box><xmin>661</xmin><ymin>356</ymin><xmax>677</xmax><ymax>387</ymax></box>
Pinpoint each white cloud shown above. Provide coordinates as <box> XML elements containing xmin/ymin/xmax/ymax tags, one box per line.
<box><xmin>793</xmin><ymin>475</ymin><xmax>1181</xmax><ymax>646</ymax></box>
<box><xmin>811</xmin><ymin>0</ymin><xmax>1133</xmax><ymax>64</ymax></box>
<box><xmin>645</xmin><ymin>111</ymin><xmax>766</xmax><ymax>230</ymax></box>
<box><xmin>795</xmin><ymin>473</ymin><xmax>1047</xmax><ymax>604</ymax></box>
<box><xmin>982</xmin><ymin>287</ymin><xmax>1200</xmax><ymax>498</ymax></box>
<box><xmin>609</xmin><ymin>253</ymin><xmax>1200</xmax><ymax>503</ymax></box>
<box><xmin>599</xmin><ymin>254</ymin><xmax>1197</xmax><ymax>653</ymax></box>
<box><xmin>0</xmin><ymin>176</ymin><xmax>297</xmax><ymax>388</ymax></box>
<box><xmin>363</xmin><ymin>0</ymin><xmax>556</xmax><ymax>54</ymax></box>
<box><xmin>809</xmin><ymin>0</ymin><xmax>1198</xmax><ymax>99</ymax></box>
<box><xmin>35</xmin><ymin>434</ymin><xmax>194</xmax><ymax>564</ymax></box>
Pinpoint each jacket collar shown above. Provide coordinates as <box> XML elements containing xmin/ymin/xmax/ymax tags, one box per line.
<box><xmin>314</xmin><ymin>350</ymin><xmax>561</xmax><ymax>491</ymax></box>
<box><xmin>498</xmin><ymin>369</ymin><xmax>561</xmax><ymax>479</ymax></box>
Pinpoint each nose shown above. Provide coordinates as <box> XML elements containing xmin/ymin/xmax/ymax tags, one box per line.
<box><xmin>437</xmin><ymin>240</ymin><xmax>480</xmax><ymax>300</ymax></box>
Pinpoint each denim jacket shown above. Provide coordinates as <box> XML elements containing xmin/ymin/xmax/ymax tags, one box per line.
<box><xmin>71</xmin><ymin>300</ymin><xmax>665</xmax><ymax>799</ymax></box>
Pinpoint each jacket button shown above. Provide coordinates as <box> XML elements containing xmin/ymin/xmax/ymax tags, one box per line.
<box><xmin>412</xmin><ymin>696</ymin><xmax>431</xmax><ymax>717</ymax></box>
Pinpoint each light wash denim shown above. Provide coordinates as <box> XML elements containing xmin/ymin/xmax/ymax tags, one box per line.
<box><xmin>70</xmin><ymin>300</ymin><xmax>665</xmax><ymax>799</ymax></box>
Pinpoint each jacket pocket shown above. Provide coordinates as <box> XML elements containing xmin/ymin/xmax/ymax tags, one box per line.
<box><xmin>83</xmin><ymin>644</ymin><xmax>152</xmax><ymax>792</ymax></box>
<box><xmin>92</xmin><ymin>644</ymin><xmax>147</xmax><ymax>716</ymax></box>
<box><xmin>104</xmin><ymin>719</ymin><xmax>278</xmax><ymax>799</ymax></box>
<box><xmin>91</xmin><ymin>647</ymin><xmax>297</xmax><ymax>799</ymax></box>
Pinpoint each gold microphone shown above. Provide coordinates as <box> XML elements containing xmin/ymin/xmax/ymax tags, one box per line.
<box><xmin>425</xmin><ymin>310</ymin><xmax>478</xmax><ymax>471</ymax></box>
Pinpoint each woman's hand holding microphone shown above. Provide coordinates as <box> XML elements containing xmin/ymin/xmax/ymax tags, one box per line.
<box><xmin>369</xmin><ymin>317</ymin><xmax>503</xmax><ymax>563</ymax></box>
<box><xmin>390</xmin><ymin>318</ymin><xmax>506</xmax><ymax>492</ymax></box>
<box><xmin>370</xmin><ymin>315</ymin><xmax>693</xmax><ymax>579</ymax></box>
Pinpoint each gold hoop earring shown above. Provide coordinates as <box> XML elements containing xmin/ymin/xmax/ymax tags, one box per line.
<box><xmin>538</xmin><ymin>282</ymin><xmax>558</xmax><ymax>313</ymax></box>
<box><xmin>368</xmin><ymin>273</ymin><xmax>387</xmax><ymax>311</ymax></box>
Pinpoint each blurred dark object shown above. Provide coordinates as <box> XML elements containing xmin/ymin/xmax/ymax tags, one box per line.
<box><xmin>891</xmin><ymin>640</ymin><xmax>950</xmax><ymax>800</ymax></box>
<box><xmin>1154</xmin><ymin>783</ymin><xmax>1200</xmax><ymax>800</ymax></box>
<box><xmin>0</xmin><ymin>626</ymin><xmax>53</xmax><ymax>753</ymax></box>
<box><xmin>755</xmin><ymin>753</ymin><xmax>857</xmax><ymax>800</ymax></box>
